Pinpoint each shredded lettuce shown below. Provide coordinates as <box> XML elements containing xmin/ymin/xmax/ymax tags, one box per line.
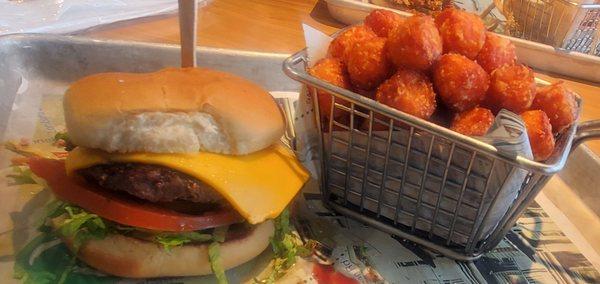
<box><xmin>255</xmin><ymin>209</ymin><xmax>313</xmax><ymax>283</ymax></box>
<box><xmin>47</xmin><ymin>202</ymin><xmax>220</xmax><ymax>252</ymax></box>
<box><xmin>212</xmin><ymin>225</ymin><xmax>229</xmax><ymax>243</ymax></box>
<box><xmin>53</xmin><ymin>132</ymin><xmax>69</xmax><ymax>143</ymax></box>
<box><xmin>154</xmin><ymin>225</ymin><xmax>228</xmax><ymax>251</ymax></box>
<box><xmin>56</xmin><ymin>256</ymin><xmax>77</xmax><ymax>284</ymax></box>
<box><xmin>155</xmin><ymin>232</ymin><xmax>212</xmax><ymax>251</ymax></box>
<box><xmin>45</xmin><ymin>200</ymin><xmax>69</xmax><ymax>220</ymax></box>
<box><xmin>16</xmin><ymin>201</ymin><xmax>235</xmax><ymax>282</ymax></box>
<box><xmin>52</xmin><ymin>205</ymin><xmax>108</xmax><ymax>251</ymax></box>
<box><xmin>13</xmin><ymin>231</ymin><xmax>58</xmax><ymax>283</ymax></box>
<box><xmin>16</xmin><ymin>203</ymin><xmax>310</xmax><ymax>283</ymax></box>
<box><xmin>15</xmin><ymin>201</ymin><xmax>237</xmax><ymax>282</ymax></box>
<box><xmin>13</xmin><ymin>211</ymin><xmax>114</xmax><ymax>284</ymax></box>
<box><xmin>272</xmin><ymin>209</ymin><xmax>311</xmax><ymax>263</ymax></box>
<box><xmin>7</xmin><ymin>166</ymin><xmax>38</xmax><ymax>185</ymax></box>
<box><xmin>53</xmin><ymin>131</ymin><xmax>75</xmax><ymax>151</ymax></box>
<box><xmin>13</xmin><ymin>230</ymin><xmax>116</xmax><ymax>284</ymax></box>
<box><xmin>208</xmin><ymin>242</ymin><xmax>228</xmax><ymax>284</ymax></box>
<box><xmin>206</xmin><ymin>225</ymin><xmax>230</xmax><ymax>283</ymax></box>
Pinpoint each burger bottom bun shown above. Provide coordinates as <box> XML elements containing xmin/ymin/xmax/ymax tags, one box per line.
<box><xmin>52</xmin><ymin>220</ymin><xmax>274</xmax><ymax>278</ymax></box>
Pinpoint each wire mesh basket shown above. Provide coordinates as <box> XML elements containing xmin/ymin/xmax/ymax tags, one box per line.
<box><xmin>491</xmin><ymin>0</ymin><xmax>600</xmax><ymax>55</ymax></box>
<box><xmin>283</xmin><ymin>50</ymin><xmax>600</xmax><ymax>260</ymax></box>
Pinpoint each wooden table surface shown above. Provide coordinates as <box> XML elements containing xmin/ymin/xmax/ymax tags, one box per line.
<box><xmin>82</xmin><ymin>0</ymin><xmax>600</xmax><ymax>153</ymax></box>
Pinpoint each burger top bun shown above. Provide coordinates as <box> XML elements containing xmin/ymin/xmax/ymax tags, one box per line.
<box><xmin>63</xmin><ymin>68</ymin><xmax>285</xmax><ymax>155</ymax></box>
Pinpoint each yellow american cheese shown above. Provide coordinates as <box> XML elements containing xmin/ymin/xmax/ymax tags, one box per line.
<box><xmin>65</xmin><ymin>144</ymin><xmax>309</xmax><ymax>224</ymax></box>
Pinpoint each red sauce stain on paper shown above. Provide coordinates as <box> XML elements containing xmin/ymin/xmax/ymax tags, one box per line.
<box><xmin>313</xmin><ymin>263</ymin><xmax>359</xmax><ymax>284</ymax></box>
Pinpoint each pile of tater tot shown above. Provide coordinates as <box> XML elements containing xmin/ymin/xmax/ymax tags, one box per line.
<box><xmin>308</xmin><ymin>8</ymin><xmax>579</xmax><ymax>161</ymax></box>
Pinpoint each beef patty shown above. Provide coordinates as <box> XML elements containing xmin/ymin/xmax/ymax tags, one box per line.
<box><xmin>78</xmin><ymin>163</ymin><xmax>224</xmax><ymax>204</ymax></box>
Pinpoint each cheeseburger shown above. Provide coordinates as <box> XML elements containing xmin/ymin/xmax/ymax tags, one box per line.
<box><xmin>27</xmin><ymin>68</ymin><xmax>309</xmax><ymax>279</ymax></box>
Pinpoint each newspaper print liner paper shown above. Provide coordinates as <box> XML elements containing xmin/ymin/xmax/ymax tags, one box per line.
<box><xmin>294</xmin><ymin>193</ymin><xmax>600</xmax><ymax>283</ymax></box>
<box><xmin>296</xmin><ymin>24</ymin><xmax>535</xmax><ymax>245</ymax></box>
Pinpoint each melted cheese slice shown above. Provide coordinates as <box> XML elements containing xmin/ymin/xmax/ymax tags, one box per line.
<box><xmin>65</xmin><ymin>144</ymin><xmax>309</xmax><ymax>224</ymax></box>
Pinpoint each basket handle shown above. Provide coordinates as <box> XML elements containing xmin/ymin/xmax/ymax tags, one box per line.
<box><xmin>572</xmin><ymin>120</ymin><xmax>600</xmax><ymax>150</ymax></box>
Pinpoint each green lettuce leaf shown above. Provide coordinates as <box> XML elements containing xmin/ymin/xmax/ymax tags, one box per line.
<box><xmin>45</xmin><ymin>200</ymin><xmax>68</xmax><ymax>219</ymax></box>
<box><xmin>14</xmin><ymin>232</ymin><xmax>117</xmax><ymax>284</ymax></box>
<box><xmin>53</xmin><ymin>132</ymin><xmax>69</xmax><ymax>143</ymax></box>
<box><xmin>52</xmin><ymin>203</ymin><xmax>221</xmax><ymax>252</ymax></box>
<box><xmin>155</xmin><ymin>232</ymin><xmax>212</xmax><ymax>251</ymax></box>
<box><xmin>212</xmin><ymin>225</ymin><xmax>229</xmax><ymax>243</ymax></box>
<box><xmin>255</xmin><ymin>208</ymin><xmax>313</xmax><ymax>283</ymax></box>
<box><xmin>7</xmin><ymin>166</ymin><xmax>37</xmax><ymax>185</ymax></box>
<box><xmin>16</xmin><ymin>202</ymin><xmax>233</xmax><ymax>282</ymax></box>
<box><xmin>13</xmin><ymin>231</ymin><xmax>58</xmax><ymax>283</ymax></box>
<box><xmin>53</xmin><ymin>131</ymin><xmax>75</xmax><ymax>151</ymax></box>
<box><xmin>56</xmin><ymin>205</ymin><xmax>107</xmax><ymax>251</ymax></box>
<box><xmin>208</xmin><ymin>242</ymin><xmax>228</xmax><ymax>284</ymax></box>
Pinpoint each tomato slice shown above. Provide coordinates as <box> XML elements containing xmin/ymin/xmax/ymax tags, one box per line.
<box><xmin>28</xmin><ymin>158</ymin><xmax>243</xmax><ymax>232</ymax></box>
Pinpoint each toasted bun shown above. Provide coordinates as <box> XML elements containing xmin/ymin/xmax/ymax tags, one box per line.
<box><xmin>64</xmin><ymin>68</ymin><xmax>284</xmax><ymax>155</ymax></box>
<box><xmin>54</xmin><ymin>220</ymin><xmax>274</xmax><ymax>278</ymax></box>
